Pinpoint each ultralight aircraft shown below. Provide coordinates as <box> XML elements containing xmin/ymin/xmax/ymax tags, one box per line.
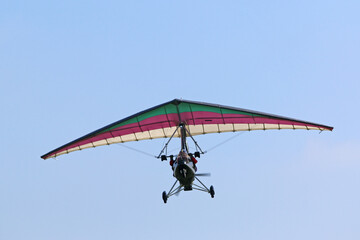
<box><xmin>41</xmin><ymin>99</ymin><xmax>333</xmax><ymax>203</ymax></box>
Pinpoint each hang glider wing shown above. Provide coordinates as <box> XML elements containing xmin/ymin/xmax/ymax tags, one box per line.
<box><xmin>41</xmin><ymin>99</ymin><xmax>333</xmax><ymax>159</ymax></box>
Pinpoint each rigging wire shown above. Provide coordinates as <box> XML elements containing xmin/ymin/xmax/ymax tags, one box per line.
<box><xmin>160</xmin><ymin>137</ymin><xmax>167</xmax><ymax>154</ymax></box>
<box><xmin>114</xmin><ymin>131</ymin><xmax>245</xmax><ymax>158</ymax></box>
<box><xmin>115</xmin><ymin>143</ymin><xmax>157</xmax><ymax>158</ymax></box>
<box><xmin>204</xmin><ymin>131</ymin><xmax>246</xmax><ymax>153</ymax></box>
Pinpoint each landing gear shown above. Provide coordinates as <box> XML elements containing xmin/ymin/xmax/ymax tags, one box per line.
<box><xmin>162</xmin><ymin>180</ymin><xmax>182</xmax><ymax>204</ymax></box>
<box><xmin>210</xmin><ymin>185</ymin><xmax>215</xmax><ymax>198</ymax></box>
<box><xmin>162</xmin><ymin>191</ymin><xmax>168</xmax><ymax>204</ymax></box>
<box><xmin>193</xmin><ymin>177</ymin><xmax>215</xmax><ymax>198</ymax></box>
<box><xmin>162</xmin><ymin>177</ymin><xmax>215</xmax><ymax>203</ymax></box>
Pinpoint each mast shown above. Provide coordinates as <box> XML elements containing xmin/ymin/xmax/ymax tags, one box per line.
<box><xmin>179</xmin><ymin>123</ymin><xmax>188</xmax><ymax>152</ymax></box>
<box><xmin>174</xmin><ymin>99</ymin><xmax>188</xmax><ymax>153</ymax></box>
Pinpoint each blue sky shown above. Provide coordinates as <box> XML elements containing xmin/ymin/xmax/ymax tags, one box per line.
<box><xmin>1</xmin><ymin>1</ymin><xmax>359</xmax><ymax>239</ymax></box>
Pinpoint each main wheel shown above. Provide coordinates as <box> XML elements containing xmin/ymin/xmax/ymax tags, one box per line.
<box><xmin>209</xmin><ymin>185</ymin><xmax>215</xmax><ymax>198</ymax></box>
<box><xmin>162</xmin><ymin>191</ymin><xmax>168</xmax><ymax>203</ymax></box>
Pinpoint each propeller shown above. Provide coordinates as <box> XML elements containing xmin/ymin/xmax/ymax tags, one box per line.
<box><xmin>195</xmin><ymin>173</ymin><xmax>211</xmax><ymax>177</ymax></box>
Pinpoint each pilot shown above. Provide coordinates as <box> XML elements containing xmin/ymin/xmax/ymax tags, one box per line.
<box><xmin>169</xmin><ymin>157</ymin><xmax>175</xmax><ymax>170</ymax></box>
<box><xmin>189</xmin><ymin>153</ymin><xmax>198</xmax><ymax>172</ymax></box>
<box><xmin>169</xmin><ymin>151</ymin><xmax>198</xmax><ymax>171</ymax></box>
<box><xmin>170</xmin><ymin>151</ymin><xmax>187</xmax><ymax>168</ymax></box>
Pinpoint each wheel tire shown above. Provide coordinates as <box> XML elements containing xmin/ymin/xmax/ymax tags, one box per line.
<box><xmin>162</xmin><ymin>191</ymin><xmax>168</xmax><ymax>203</ymax></box>
<box><xmin>209</xmin><ymin>185</ymin><xmax>215</xmax><ymax>198</ymax></box>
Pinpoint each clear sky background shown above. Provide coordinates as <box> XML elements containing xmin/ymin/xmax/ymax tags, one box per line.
<box><xmin>1</xmin><ymin>1</ymin><xmax>359</xmax><ymax>239</ymax></box>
